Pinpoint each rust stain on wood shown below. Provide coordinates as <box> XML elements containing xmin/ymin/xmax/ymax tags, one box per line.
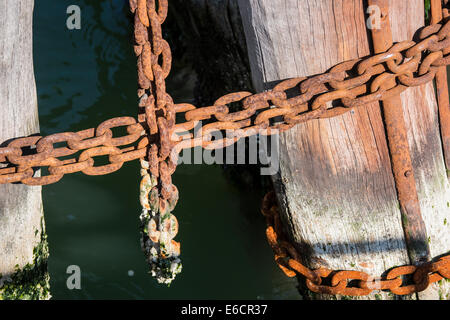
<box><xmin>369</xmin><ymin>0</ymin><xmax>430</xmax><ymax>264</ymax></box>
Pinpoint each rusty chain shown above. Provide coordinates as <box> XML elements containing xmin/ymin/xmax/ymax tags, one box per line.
<box><xmin>0</xmin><ymin>117</ymin><xmax>147</xmax><ymax>185</ymax></box>
<box><xmin>1</xmin><ymin>14</ymin><xmax>450</xmax><ymax>184</ymax></box>
<box><xmin>0</xmin><ymin>0</ymin><xmax>449</xmax><ymax>293</ymax></box>
<box><xmin>130</xmin><ymin>0</ymin><xmax>182</xmax><ymax>284</ymax></box>
<box><xmin>261</xmin><ymin>191</ymin><xmax>450</xmax><ymax>297</ymax></box>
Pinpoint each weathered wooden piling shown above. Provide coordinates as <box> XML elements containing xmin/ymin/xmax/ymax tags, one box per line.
<box><xmin>238</xmin><ymin>0</ymin><xmax>450</xmax><ymax>299</ymax></box>
<box><xmin>0</xmin><ymin>0</ymin><xmax>49</xmax><ymax>299</ymax></box>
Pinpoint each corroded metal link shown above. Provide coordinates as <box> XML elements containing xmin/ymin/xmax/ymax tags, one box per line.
<box><xmin>134</xmin><ymin>0</ymin><xmax>181</xmax><ymax>285</ymax></box>
<box><xmin>171</xmin><ymin>19</ymin><xmax>450</xmax><ymax>154</ymax></box>
<box><xmin>1</xmin><ymin>19</ymin><xmax>450</xmax><ymax>185</ymax></box>
<box><xmin>0</xmin><ymin>0</ymin><xmax>448</xmax><ymax>295</ymax></box>
<box><xmin>261</xmin><ymin>191</ymin><xmax>450</xmax><ymax>296</ymax></box>
<box><xmin>0</xmin><ymin>117</ymin><xmax>146</xmax><ymax>185</ymax></box>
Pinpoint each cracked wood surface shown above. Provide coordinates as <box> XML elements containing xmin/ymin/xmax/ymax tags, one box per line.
<box><xmin>238</xmin><ymin>0</ymin><xmax>450</xmax><ymax>299</ymax></box>
<box><xmin>0</xmin><ymin>0</ymin><xmax>44</xmax><ymax>278</ymax></box>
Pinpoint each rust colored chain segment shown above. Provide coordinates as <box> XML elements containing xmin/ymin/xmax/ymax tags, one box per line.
<box><xmin>170</xmin><ymin>16</ymin><xmax>450</xmax><ymax>155</ymax></box>
<box><xmin>0</xmin><ymin>117</ymin><xmax>147</xmax><ymax>185</ymax></box>
<box><xmin>2</xmin><ymin>18</ymin><xmax>450</xmax><ymax>184</ymax></box>
<box><xmin>261</xmin><ymin>192</ymin><xmax>450</xmax><ymax>296</ymax></box>
<box><xmin>131</xmin><ymin>0</ymin><xmax>182</xmax><ymax>285</ymax></box>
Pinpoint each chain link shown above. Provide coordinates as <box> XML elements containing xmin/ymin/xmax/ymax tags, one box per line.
<box><xmin>261</xmin><ymin>191</ymin><xmax>450</xmax><ymax>296</ymax></box>
<box><xmin>131</xmin><ymin>0</ymin><xmax>182</xmax><ymax>285</ymax></box>
<box><xmin>0</xmin><ymin>117</ymin><xmax>147</xmax><ymax>185</ymax></box>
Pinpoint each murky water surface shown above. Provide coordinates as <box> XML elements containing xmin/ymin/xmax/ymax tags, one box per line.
<box><xmin>34</xmin><ymin>0</ymin><xmax>298</xmax><ymax>299</ymax></box>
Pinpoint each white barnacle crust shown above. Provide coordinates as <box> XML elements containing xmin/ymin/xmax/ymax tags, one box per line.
<box><xmin>140</xmin><ymin>212</ymin><xmax>182</xmax><ymax>284</ymax></box>
<box><xmin>149</xmin><ymin>255</ymin><xmax>182</xmax><ymax>285</ymax></box>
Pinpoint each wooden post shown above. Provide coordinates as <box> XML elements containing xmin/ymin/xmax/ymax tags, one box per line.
<box><xmin>431</xmin><ymin>0</ymin><xmax>450</xmax><ymax>171</ymax></box>
<box><xmin>369</xmin><ymin>0</ymin><xmax>430</xmax><ymax>266</ymax></box>
<box><xmin>0</xmin><ymin>0</ymin><xmax>49</xmax><ymax>299</ymax></box>
<box><xmin>238</xmin><ymin>0</ymin><xmax>450</xmax><ymax>299</ymax></box>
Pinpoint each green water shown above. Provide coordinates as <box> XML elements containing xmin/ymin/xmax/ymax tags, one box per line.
<box><xmin>33</xmin><ymin>0</ymin><xmax>298</xmax><ymax>299</ymax></box>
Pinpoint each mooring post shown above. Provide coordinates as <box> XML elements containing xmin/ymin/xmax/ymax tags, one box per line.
<box><xmin>238</xmin><ymin>0</ymin><xmax>450</xmax><ymax>299</ymax></box>
<box><xmin>0</xmin><ymin>0</ymin><xmax>49</xmax><ymax>299</ymax></box>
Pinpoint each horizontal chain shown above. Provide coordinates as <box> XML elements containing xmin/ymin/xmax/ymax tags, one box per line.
<box><xmin>261</xmin><ymin>191</ymin><xmax>450</xmax><ymax>296</ymax></box>
<box><xmin>171</xmin><ymin>19</ymin><xmax>450</xmax><ymax>153</ymax></box>
<box><xmin>1</xmin><ymin>18</ymin><xmax>450</xmax><ymax>185</ymax></box>
<box><xmin>0</xmin><ymin>117</ymin><xmax>149</xmax><ymax>185</ymax></box>
<box><xmin>132</xmin><ymin>0</ymin><xmax>182</xmax><ymax>285</ymax></box>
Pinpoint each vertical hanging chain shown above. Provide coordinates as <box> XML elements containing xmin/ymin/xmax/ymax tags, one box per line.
<box><xmin>130</xmin><ymin>0</ymin><xmax>182</xmax><ymax>285</ymax></box>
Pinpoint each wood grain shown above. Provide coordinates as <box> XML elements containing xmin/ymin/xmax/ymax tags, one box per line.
<box><xmin>388</xmin><ymin>0</ymin><xmax>450</xmax><ymax>300</ymax></box>
<box><xmin>238</xmin><ymin>0</ymin><xmax>450</xmax><ymax>299</ymax></box>
<box><xmin>0</xmin><ymin>0</ymin><xmax>44</xmax><ymax>279</ymax></box>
